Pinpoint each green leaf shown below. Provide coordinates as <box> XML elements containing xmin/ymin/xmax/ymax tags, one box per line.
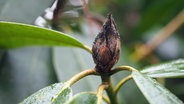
<box><xmin>0</xmin><ymin>1</ymin><xmax>56</xmax><ymax>103</ymax></box>
<box><xmin>141</xmin><ymin>59</ymin><xmax>184</xmax><ymax>78</ymax></box>
<box><xmin>20</xmin><ymin>83</ymin><xmax>72</xmax><ymax>104</ymax></box>
<box><xmin>66</xmin><ymin>92</ymin><xmax>97</xmax><ymax>104</ymax></box>
<box><xmin>0</xmin><ymin>22</ymin><xmax>86</xmax><ymax>49</ymax></box>
<box><xmin>132</xmin><ymin>70</ymin><xmax>183</xmax><ymax>104</ymax></box>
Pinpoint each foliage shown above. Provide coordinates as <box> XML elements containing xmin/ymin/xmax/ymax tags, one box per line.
<box><xmin>0</xmin><ymin>0</ymin><xmax>184</xmax><ymax>104</ymax></box>
<box><xmin>0</xmin><ymin>22</ymin><xmax>184</xmax><ymax>104</ymax></box>
<box><xmin>132</xmin><ymin>70</ymin><xmax>183</xmax><ymax>104</ymax></box>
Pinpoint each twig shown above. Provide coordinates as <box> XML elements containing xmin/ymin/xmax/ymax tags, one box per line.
<box><xmin>81</xmin><ymin>0</ymin><xmax>94</xmax><ymax>36</ymax></box>
<box><xmin>131</xmin><ymin>9</ymin><xmax>184</xmax><ymax>61</ymax></box>
<box><xmin>110</xmin><ymin>66</ymin><xmax>135</xmax><ymax>75</ymax></box>
<box><xmin>66</xmin><ymin>69</ymin><xmax>99</xmax><ymax>86</ymax></box>
<box><xmin>101</xmin><ymin>76</ymin><xmax>119</xmax><ymax>104</ymax></box>
<box><xmin>96</xmin><ymin>84</ymin><xmax>109</xmax><ymax>104</ymax></box>
<box><xmin>90</xmin><ymin>92</ymin><xmax>110</xmax><ymax>104</ymax></box>
<box><xmin>114</xmin><ymin>75</ymin><xmax>132</xmax><ymax>94</ymax></box>
<box><xmin>52</xmin><ymin>0</ymin><xmax>66</xmax><ymax>29</ymax></box>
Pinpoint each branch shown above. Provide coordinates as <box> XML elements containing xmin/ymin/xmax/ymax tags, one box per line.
<box><xmin>52</xmin><ymin>0</ymin><xmax>67</xmax><ymax>29</ymax></box>
<box><xmin>110</xmin><ymin>66</ymin><xmax>135</xmax><ymax>75</ymax></box>
<box><xmin>101</xmin><ymin>76</ymin><xmax>119</xmax><ymax>104</ymax></box>
<box><xmin>114</xmin><ymin>75</ymin><xmax>132</xmax><ymax>94</ymax></box>
<box><xmin>66</xmin><ymin>69</ymin><xmax>99</xmax><ymax>86</ymax></box>
<box><xmin>96</xmin><ymin>84</ymin><xmax>109</xmax><ymax>104</ymax></box>
<box><xmin>131</xmin><ymin>9</ymin><xmax>184</xmax><ymax>61</ymax></box>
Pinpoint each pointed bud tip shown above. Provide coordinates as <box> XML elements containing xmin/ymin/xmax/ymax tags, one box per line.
<box><xmin>107</xmin><ymin>13</ymin><xmax>112</xmax><ymax>19</ymax></box>
<box><xmin>107</xmin><ymin>13</ymin><xmax>113</xmax><ymax>24</ymax></box>
<box><xmin>102</xmin><ymin>13</ymin><xmax>118</xmax><ymax>36</ymax></box>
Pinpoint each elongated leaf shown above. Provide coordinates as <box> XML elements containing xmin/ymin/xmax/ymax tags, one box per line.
<box><xmin>0</xmin><ymin>1</ymin><xmax>56</xmax><ymax>103</ymax></box>
<box><xmin>132</xmin><ymin>70</ymin><xmax>183</xmax><ymax>104</ymax></box>
<box><xmin>0</xmin><ymin>22</ymin><xmax>86</xmax><ymax>49</ymax></box>
<box><xmin>66</xmin><ymin>92</ymin><xmax>97</xmax><ymax>104</ymax></box>
<box><xmin>20</xmin><ymin>83</ymin><xmax>72</xmax><ymax>104</ymax></box>
<box><xmin>141</xmin><ymin>59</ymin><xmax>184</xmax><ymax>78</ymax></box>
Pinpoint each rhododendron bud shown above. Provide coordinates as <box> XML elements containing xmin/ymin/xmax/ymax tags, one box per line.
<box><xmin>92</xmin><ymin>14</ymin><xmax>120</xmax><ymax>75</ymax></box>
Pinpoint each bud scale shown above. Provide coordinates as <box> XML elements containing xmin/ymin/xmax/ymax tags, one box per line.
<box><xmin>92</xmin><ymin>14</ymin><xmax>121</xmax><ymax>75</ymax></box>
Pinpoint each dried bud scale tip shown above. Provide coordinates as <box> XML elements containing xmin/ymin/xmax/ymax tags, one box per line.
<box><xmin>92</xmin><ymin>14</ymin><xmax>120</xmax><ymax>75</ymax></box>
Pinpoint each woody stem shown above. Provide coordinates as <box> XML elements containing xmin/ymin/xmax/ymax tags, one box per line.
<box><xmin>101</xmin><ymin>75</ymin><xmax>119</xmax><ymax>104</ymax></box>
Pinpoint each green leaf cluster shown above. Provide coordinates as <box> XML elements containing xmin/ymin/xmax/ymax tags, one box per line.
<box><xmin>1</xmin><ymin>1</ymin><xmax>184</xmax><ymax>103</ymax></box>
<box><xmin>1</xmin><ymin>22</ymin><xmax>184</xmax><ymax>104</ymax></box>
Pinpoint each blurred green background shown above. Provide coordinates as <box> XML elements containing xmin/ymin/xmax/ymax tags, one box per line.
<box><xmin>0</xmin><ymin>0</ymin><xmax>184</xmax><ymax>103</ymax></box>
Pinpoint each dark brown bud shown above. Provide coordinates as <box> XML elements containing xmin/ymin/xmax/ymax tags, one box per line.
<box><xmin>92</xmin><ymin>14</ymin><xmax>120</xmax><ymax>75</ymax></box>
